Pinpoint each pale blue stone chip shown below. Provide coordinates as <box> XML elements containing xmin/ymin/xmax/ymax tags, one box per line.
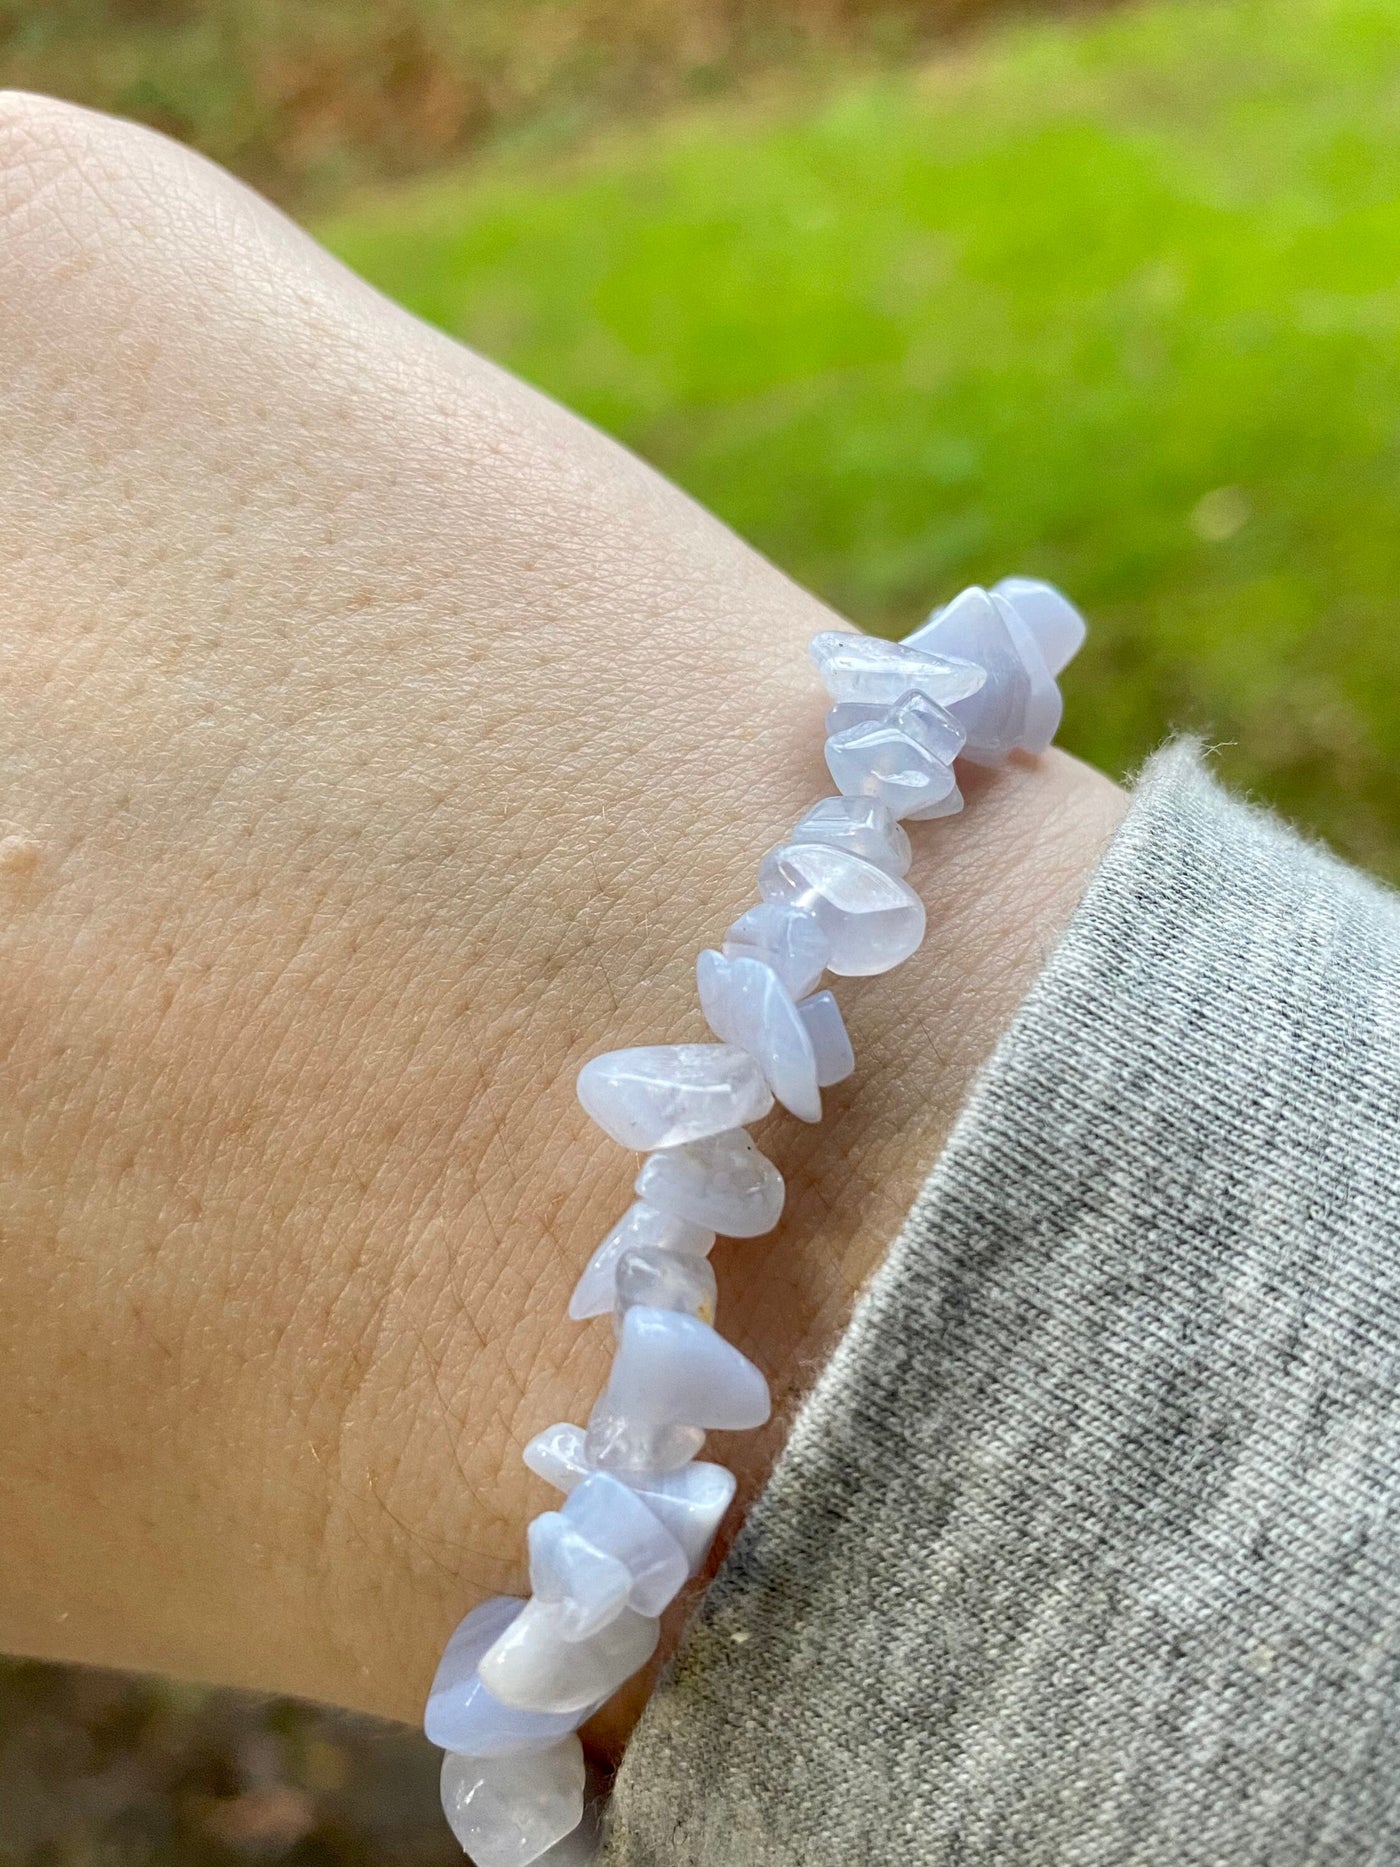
<box><xmin>758</xmin><ymin>841</ymin><xmax>925</xmax><ymax>977</ymax></box>
<box><xmin>576</xmin><ymin>1043</ymin><xmax>772</xmax><ymax>1151</ymax></box>
<box><xmin>722</xmin><ymin>901</ymin><xmax>830</xmax><ymax>997</ymax></box>
<box><xmin>439</xmin><ymin>1738</ymin><xmax>585</xmax><ymax>1865</ymax></box>
<box><xmin>425</xmin><ymin>1597</ymin><xmax>603</xmax><ymax>1758</ymax></box>
<box><xmin>697</xmin><ymin>948</ymin><xmax>821</xmax><ymax>1122</ymax></box>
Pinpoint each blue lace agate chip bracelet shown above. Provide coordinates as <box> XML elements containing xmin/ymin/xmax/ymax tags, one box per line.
<box><xmin>423</xmin><ymin>579</ymin><xmax>1087</xmax><ymax>1862</ymax></box>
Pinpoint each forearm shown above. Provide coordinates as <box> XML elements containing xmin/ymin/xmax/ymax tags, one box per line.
<box><xmin>0</xmin><ymin>90</ymin><xmax>1125</xmax><ymax>1736</ymax></box>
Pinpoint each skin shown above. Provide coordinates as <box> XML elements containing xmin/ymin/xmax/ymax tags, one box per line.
<box><xmin>0</xmin><ymin>92</ymin><xmax>1126</xmax><ymax>1754</ymax></box>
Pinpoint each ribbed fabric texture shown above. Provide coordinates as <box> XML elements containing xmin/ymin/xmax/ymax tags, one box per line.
<box><xmin>602</xmin><ymin>744</ymin><xmax>1400</xmax><ymax>1865</ymax></box>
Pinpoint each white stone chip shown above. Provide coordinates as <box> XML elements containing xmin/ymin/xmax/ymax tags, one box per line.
<box><xmin>521</xmin><ymin>1427</ymin><xmax>737</xmax><ymax>1572</ymax></box>
<box><xmin>614</xmin><ymin>1243</ymin><xmax>718</xmax><ymax>1331</ymax></box>
<box><xmin>523</xmin><ymin>1424</ymin><xmax>591</xmax><ymax>1493</ymax></box>
<box><xmin>789</xmin><ymin>795</ymin><xmax>912</xmax><ymax>876</ymax></box>
<box><xmin>583</xmin><ymin>1401</ymin><xmax>705</xmax><ymax>1475</ymax></box>
<box><xmin>797</xmin><ymin>990</ymin><xmax>855</xmax><ymax>1087</ymax></box>
<box><xmin>478</xmin><ymin>1598</ymin><xmax>659</xmax><ymax>1715</ymax></box>
<box><xmin>903</xmin><ymin>585</ymin><xmax>1027</xmax><ymax>759</ymax></box>
<box><xmin>604</xmin><ymin>1305</ymin><xmax>771</xmax><ymax>1431</ymax></box>
<box><xmin>721</xmin><ymin>901</ymin><xmax>830</xmax><ymax>997</ymax></box>
<box><xmin>697</xmin><ymin>948</ymin><xmax>821</xmax><ymax>1122</ymax></box>
<box><xmin>993</xmin><ymin>574</ymin><xmax>1086</xmax><ymax>676</ymax></box>
<box><xmin>808</xmin><ymin>630</ymin><xmax>986</xmax><ymax>708</ymax></box>
<box><xmin>561</xmin><ymin>1471</ymin><xmax>688</xmax><ymax>1616</ymax></box>
<box><xmin>758</xmin><ymin>841</ymin><xmax>925</xmax><ymax>976</ymax></box>
<box><xmin>568</xmin><ymin>1201</ymin><xmax>715</xmax><ymax>1323</ymax></box>
<box><xmin>995</xmin><ymin>592</ymin><xmax>1063</xmax><ymax>754</ymax></box>
<box><xmin>635</xmin><ymin>1128</ymin><xmax>785</xmax><ymax>1237</ymax></box>
<box><xmin>439</xmin><ymin>1738</ymin><xmax>585</xmax><ymax>1866</ymax></box>
<box><xmin>576</xmin><ymin>1043</ymin><xmax>772</xmax><ymax>1151</ymax></box>
<box><xmin>824</xmin><ymin>703</ymin><xmax>962</xmax><ymax>820</ymax></box>
<box><xmin>527</xmin><ymin>1514</ymin><xmax>631</xmax><ymax>1642</ymax></box>
<box><xmin>424</xmin><ymin>1597</ymin><xmax>602</xmax><ymax>1758</ymax></box>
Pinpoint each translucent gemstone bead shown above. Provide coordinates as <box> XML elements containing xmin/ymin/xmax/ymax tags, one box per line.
<box><xmin>911</xmin><ymin>690</ymin><xmax>967</xmax><ymax>756</ymax></box>
<box><xmin>824</xmin><ymin>700</ymin><xmax>883</xmax><ymax>736</ymax></box>
<box><xmin>605</xmin><ymin>1305</ymin><xmax>771</xmax><ymax>1431</ymax></box>
<box><xmin>523</xmin><ymin>1423</ymin><xmax>592</xmax><ymax>1492</ymax></box>
<box><xmin>521</xmin><ymin>1426</ymin><xmax>736</xmax><ymax>1572</ymax></box>
<box><xmin>993</xmin><ymin>574</ymin><xmax>1086</xmax><ymax>676</ymax></box>
<box><xmin>824</xmin><ymin>699</ymin><xmax>963</xmax><ymax>820</ymax></box>
<box><xmin>425</xmin><ymin>1597</ymin><xmax>603</xmax><ymax>1757</ymax></box>
<box><xmin>758</xmin><ymin>842</ymin><xmax>926</xmax><ymax>977</ymax></box>
<box><xmin>722</xmin><ymin>902</ymin><xmax>830</xmax><ymax>998</ymax></box>
<box><xmin>696</xmin><ymin>949</ymin><xmax>820</xmax><ymax>1123</ymax></box>
<box><xmin>561</xmin><ymin>1472</ymin><xmax>689</xmax><ymax>1616</ymax></box>
<box><xmin>994</xmin><ymin>593</ymin><xmax>1063</xmax><ymax>754</ymax></box>
<box><xmin>797</xmin><ymin>990</ymin><xmax>855</xmax><ymax>1086</ymax></box>
<box><xmin>902</xmin><ymin>585</ymin><xmax>1031</xmax><ymax>766</ymax></box>
<box><xmin>568</xmin><ymin>1201</ymin><xmax>715</xmax><ymax>1322</ymax></box>
<box><xmin>632</xmin><ymin>1461</ymin><xmax>737</xmax><ymax>1571</ymax></box>
<box><xmin>527</xmin><ymin>1513</ymin><xmax>631</xmax><ymax>1641</ymax></box>
<box><xmin>583</xmin><ymin>1402</ymin><xmax>705</xmax><ymax>1475</ymax></box>
<box><xmin>788</xmin><ymin>795</ymin><xmax>912</xmax><ymax>877</ymax></box>
<box><xmin>808</xmin><ymin>630</ymin><xmax>986</xmax><ymax>708</ymax></box>
<box><xmin>575</xmin><ymin>1043</ymin><xmax>772</xmax><ymax>1151</ymax></box>
<box><xmin>479</xmin><ymin>1598</ymin><xmax>660</xmax><ymax>1714</ymax></box>
<box><xmin>902</xmin><ymin>780</ymin><xmax>966</xmax><ymax>821</ymax></box>
<box><xmin>824</xmin><ymin>693</ymin><xmax>970</xmax><ymax>752</ymax></box>
<box><xmin>635</xmin><ymin>1128</ymin><xmax>785</xmax><ymax>1236</ymax></box>
<box><xmin>614</xmin><ymin>1243</ymin><xmax>718</xmax><ymax>1331</ymax></box>
<box><xmin>440</xmin><ymin>1740</ymin><xmax>585</xmax><ymax>1867</ymax></box>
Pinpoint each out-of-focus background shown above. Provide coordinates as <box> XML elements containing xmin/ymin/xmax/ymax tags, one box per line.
<box><xmin>3</xmin><ymin>0</ymin><xmax>1399</xmax><ymax>1858</ymax></box>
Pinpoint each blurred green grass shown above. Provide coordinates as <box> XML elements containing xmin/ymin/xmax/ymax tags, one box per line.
<box><xmin>322</xmin><ymin>0</ymin><xmax>1400</xmax><ymax>879</ymax></box>
<box><xmin>0</xmin><ymin>0</ymin><xmax>1090</xmax><ymax>209</ymax></box>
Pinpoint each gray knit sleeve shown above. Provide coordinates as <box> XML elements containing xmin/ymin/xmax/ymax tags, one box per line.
<box><xmin>601</xmin><ymin>743</ymin><xmax>1400</xmax><ymax>1866</ymax></box>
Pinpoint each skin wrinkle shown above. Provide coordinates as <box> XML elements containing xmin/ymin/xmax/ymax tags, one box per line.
<box><xmin>0</xmin><ymin>91</ymin><xmax>1126</xmax><ymax>1743</ymax></box>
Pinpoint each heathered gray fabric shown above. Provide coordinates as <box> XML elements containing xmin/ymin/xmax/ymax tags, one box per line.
<box><xmin>601</xmin><ymin>744</ymin><xmax>1400</xmax><ymax>1865</ymax></box>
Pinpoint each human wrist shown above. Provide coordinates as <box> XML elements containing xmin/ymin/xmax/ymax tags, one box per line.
<box><xmin>0</xmin><ymin>91</ymin><xmax>1127</xmax><ymax>1754</ymax></box>
<box><xmin>356</xmin><ymin>706</ymin><xmax>1124</xmax><ymax>1756</ymax></box>
<box><xmin>0</xmin><ymin>586</ymin><xmax>1120</xmax><ymax>1741</ymax></box>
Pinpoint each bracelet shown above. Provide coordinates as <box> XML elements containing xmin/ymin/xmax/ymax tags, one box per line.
<box><xmin>423</xmin><ymin>578</ymin><xmax>1086</xmax><ymax>1863</ymax></box>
